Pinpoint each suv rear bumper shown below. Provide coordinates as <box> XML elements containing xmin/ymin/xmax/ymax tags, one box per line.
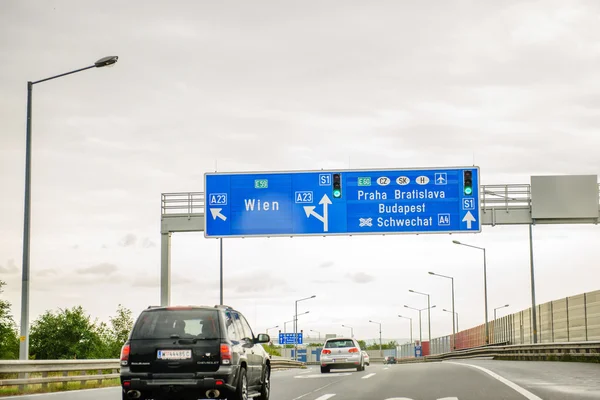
<box><xmin>120</xmin><ymin>366</ymin><xmax>237</xmax><ymax>393</ymax></box>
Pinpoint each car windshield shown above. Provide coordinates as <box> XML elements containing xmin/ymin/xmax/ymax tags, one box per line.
<box><xmin>131</xmin><ymin>309</ymin><xmax>220</xmax><ymax>339</ymax></box>
<box><xmin>325</xmin><ymin>339</ymin><xmax>355</xmax><ymax>348</ymax></box>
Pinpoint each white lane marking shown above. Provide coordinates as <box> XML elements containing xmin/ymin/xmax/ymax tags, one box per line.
<box><xmin>294</xmin><ymin>372</ymin><xmax>352</xmax><ymax>379</ymax></box>
<box><xmin>383</xmin><ymin>367</ymin><xmax>389</xmax><ymax>370</ymax></box>
<box><xmin>362</xmin><ymin>373</ymin><xmax>376</xmax><ymax>379</ymax></box>
<box><xmin>291</xmin><ymin>379</ymin><xmax>345</xmax><ymax>400</ymax></box>
<box><xmin>446</xmin><ymin>362</ymin><xmax>543</xmax><ymax>400</ymax></box>
<box><xmin>314</xmin><ymin>395</ymin><xmax>336</xmax><ymax>400</ymax></box>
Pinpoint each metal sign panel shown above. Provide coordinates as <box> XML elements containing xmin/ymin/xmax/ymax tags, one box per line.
<box><xmin>205</xmin><ymin>167</ymin><xmax>481</xmax><ymax>238</ymax></box>
<box><xmin>279</xmin><ymin>333</ymin><xmax>303</xmax><ymax>345</ymax></box>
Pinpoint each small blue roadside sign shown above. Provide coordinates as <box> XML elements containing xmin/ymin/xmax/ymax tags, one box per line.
<box><xmin>415</xmin><ymin>345</ymin><xmax>422</xmax><ymax>357</ymax></box>
<box><xmin>205</xmin><ymin>167</ymin><xmax>480</xmax><ymax>238</ymax></box>
<box><xmin>278</xmin><ymin>333</ymin><xmax>303</xmax><ymax>345</ymax></box>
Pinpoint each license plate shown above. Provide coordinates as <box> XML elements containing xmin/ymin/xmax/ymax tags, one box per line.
<box><xmin>157</xmin><ymin>350</ymin><xmax>192</xmax><ymax>360</ymax></box>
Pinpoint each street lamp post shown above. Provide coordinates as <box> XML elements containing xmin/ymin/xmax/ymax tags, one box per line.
<box><xmin>452</xmin><ymin>240</ymin><xmax>489</xmax><ymax>345</ymax></box>
<box><xmin>398</xmin><ymin>315</ymin><xmax>413</xmax><ymax>343</ymax></box>
<box><xmin>429</xmin><ymin>272</ymin><xmax>456</xmax><ymax>350</ymax></box>
<box><xmin>294</xmin><ymin>295</ymin><xmax>316</xmax><ymax>361</ymax></box>
<box><xmin>266</xmin><ymin>325</ymin><xmax>279</xmax><ymax>337</ymax></box>
<box><xmin>404</xmin><ymin>305</ymin><xmax>436</xmax><ymax>344</ymax></box>
<box><xmin>19</xmin><ymin>56</ymin><xmax>118</xmax><ymax>361</ymax></box>
<box><xmin>494</xmin><ymin>304</ymin><xmax>510</xmax><ymax>321</ymax></box>
<box><xmin>409</xmin><ymin>289</ymin><xmax>432</xmax><ymax>342</ymax></box>
<box><xmin>368</xmin><ymin>320</ymin><xmax>383</xmax><ymax>357</ymax></box>
<box><xmin>341</xmin><ymin>324</ymin><xmax>354</xmax><ymax>338</ymax></box>
<box><xmin>442</xmin><ymin>309</ymin><xmax>459</xmax><ymax>332</ymax></box>
<box><xmin>310</xmin><ymin>330</ymin><xmax>321</xmax><ymax>340</ymax></box>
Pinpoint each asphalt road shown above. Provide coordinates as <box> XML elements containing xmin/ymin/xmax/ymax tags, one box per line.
<box><xmin>7</xmin><ymin>360</ymin><xmax>600</xmax><ymax>400</ymax></box>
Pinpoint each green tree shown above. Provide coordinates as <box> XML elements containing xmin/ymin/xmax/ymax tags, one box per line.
<box><xmin>105</xmin><ymin>304</ymin><xmax>134</xmax><ymax>357</ymax></box>
<box><xmin>29</xmin><ymin>306</ymin><xmax>105</xmax><ymax>359</ymax></box>
<box><xmin>357</xmin><ymin>340</ymin><xmax>367</xmax><ymax>350</ymax></box>
<box><xmin>0</xmin><ymin>280</ymin><xmax>19</xmax><ymax>359</ymax></box>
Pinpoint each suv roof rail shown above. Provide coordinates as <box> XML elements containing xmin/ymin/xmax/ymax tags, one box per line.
<box><xmin>147</xmin><ymin>305</ymin><xmax>161</xmax><ymax>309</ymax></box>
<box><xmin>214</xmin><ymin>304</ymin><xmax>234</xmax><ymax>310</ymax></box>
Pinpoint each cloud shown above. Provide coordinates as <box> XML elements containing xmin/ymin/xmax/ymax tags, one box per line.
<box><xmin>37</xmin><ymin>268</ymin><xmax>58</xmax><ymax>277</ymax></box>
<box><xmin>119</xmin><ymin>234</ymin><xmax>137</xmax><ymax>247</ymax></box>
<box><xmin>347</xmin><ymin>272</ymin><xmax>375</xmax><ymax>284</ymax></box>
<box><xmin>318</xmin><ymin>261</ymin><xmax>334</xmax><ymax>269</ymax></box>
<box><xmin>0</xmin><ymin>259</ymin><xmax>18</xmax><ymax>274</ymax></box>
<box><xmin>227</xmin><ymin>271</ymin><xmax>288</xmax><ymax>294</ymax></box>
<box><xmin>311</xmin><ymin>280</ymin><xmax>337</xmax><ymax>284</ymax></box>
<box><xmin>141</xmin><ymin>237</ymin><xmax>156</xmax><ymax>248</ymax></box>
<box><xmin>76</xmin><ymin>263</ymin><xmax>118</xmax><ymax>275</ymax></box>
<box><xmin>71</xmin><ymin>245</ymin><xmax>79</xmax><ymax>250</ymax></box>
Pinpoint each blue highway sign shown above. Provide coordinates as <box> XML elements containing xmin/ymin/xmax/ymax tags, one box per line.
<box><xmin>279</xmin><ymin>333</ymin><xmax>303</xmax><ymax>345</ymax></box>
<box><xmin>205</xmin><ymin>167</ymin><xmax>480</xmax><ymax>238</ymax></box>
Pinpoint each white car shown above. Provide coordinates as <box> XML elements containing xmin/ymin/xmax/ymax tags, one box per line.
<box><xmin>362</xmin><ymin>351</ymin><xmax>370</xmax><ymax>366</ymax></box>
<box><xmin>320</xmin><ymin>337</ymin><xmax>365</xmax><ymax>373</ymax></box>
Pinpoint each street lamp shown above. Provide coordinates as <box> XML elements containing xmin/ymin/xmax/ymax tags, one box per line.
<box><xmin>404</xmin><ymin>305</ymin><xmax>436</xmax><ymax>344</ymax></box>
<box><xmin>266</xmin><ymin>325</ymin><xmax>279</xmax><ymax>337</ymax></box>
<box><xmin>368</xmin><ymin>320</ymin><xmax>383</xmax><ymax>357</ymax></box>
<box><xmin>409</xmin><ymin>289</ymin><xmax>432</xmax><ymax>342</ymax></box>
<box><xmin>442</xmin><ymin>309</ymin><xmax>459</xmax><ymax>332</ymax></box>
<box><xmin>19</xmin><ymin>56</ymin><xmax>118</xmax><ymax>361</ymax></box>
<box><xmin>398</xmin><ymin>315</ymin><xmax>413</xmax><ymax>343</ymax></box>
<box><xmin>452</xmin><ymin>240</ymin><xmax>489</xmax><ymax>345</ymax></box>
<box><xmin>285</xmin><ymin>311</ymin><xmax>309</xmax><ymax>333</ymax></box>
<box><xmin>310</xmin><ymin>329</ymin><xmax>321</xmax><ymax>340</ymax></box>
<box><xmin>341</xmin><ymin>324</ymin><xmax>354</xmax><ymax>338</ymax></box>
<box><xmin>494</xmin><ymin>304</ymin><xmax>510</xmax><ymax>321</ymax></box>
<box><xmin>294</xmin><ymin>295</ymin><xmax>316</xmax><ymax>361</ymax></box>
<box><xmin>429</xmin><ymin>272</ymin><xmax>456</xmax><ymax>350</ymax></box>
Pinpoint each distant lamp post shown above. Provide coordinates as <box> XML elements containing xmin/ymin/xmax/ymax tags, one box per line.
<box><xmin>494</xmin><ymin>304</ymin><xmax>510</xmax><ymax>321</ymax></box>
<box><xmin>442</xmin><ymin>309</ymin><xmax>459</xmax><ymax>332</ymax></box>
<box><xmin>429</xmin><ymin>271</ymin><xmax>456</xmax><ymax>350</ymax></box>
<box><xmin>294</xmin><ymin>295</ymin><xmax>316</xmax><ymax>361</ymax></box>
<box><xmin>19</xmin><ymin>56</ymin><xmax>118</xmax><ymax>361</ymax></box>
<box><xmin>368</xmin><ymin>320</ymin><xmax>383</xmax><ymax>357</ymax></box>
<box><xmin>266</xmin><ymin>325</ymin><xmax>279</xmax><ymax>337</ymax></box>
<box><xmin>310</xmin><ymin>329</ymin><xmax>321</xmax><ymax>340</ymax></box>
<box><xmin>409</xmin><ymin>289</ymin><xmax>432</xmax><ymax>342</ymax></box>
<box><xmin>398</xmin><ymin>315</ymin><xmax>413</xmax><ymax>343</ymax></box>
<box><xmin>405</xmin><ymin>304</ymin><xmax>436</xmax><ymax>344</ymax></box>
<box><xmin>452</xmin><ymin>240</ymin><xmax>489</xmax><ymax>344</ymax></box>
<box><xmin>341</xmin><ymin>324</ymin><xmax>354</xmax><ymax>338</ymax></box>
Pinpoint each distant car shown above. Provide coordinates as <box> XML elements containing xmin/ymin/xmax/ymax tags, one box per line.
<box><xmin>383</xmin><ymin>356</ymin><xmax>397</xmax><ymax>364</ymax></box>
<box><xmin>361</xmin><ymin>351</ymin><xmax>370</xmax><ymax>366</ymax></box>
<box><xmin>119</xmin><ymin>305</ymin><xmax>271</xmax><ymax>400</ymax></box>
<box><xmin>320</xmin><ymin>337</ymin><xmax>365</xmax><ymax>373</ymax></box>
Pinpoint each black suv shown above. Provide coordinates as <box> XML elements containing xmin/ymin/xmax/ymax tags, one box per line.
<box><xmin>120</xmin><ymin>305</ymin><xmax>271</xmax><ymax>400</ymax></box>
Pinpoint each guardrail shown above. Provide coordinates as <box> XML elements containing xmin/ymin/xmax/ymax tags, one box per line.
<box><xmin>0</xmin><ymin>358</ymin><xmax>305</xmax><ymax>391</ymax></box>
<box><xmin>399</xmin><ymin>341</ymin><xmax>600</xmax><ymax>363</ymax></box>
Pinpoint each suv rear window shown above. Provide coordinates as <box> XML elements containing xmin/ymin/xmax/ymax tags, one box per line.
<box><xmin>131</xmin><ymin>309</ymin><xmax>220</xmax><ymax>339</ymax></box>
<box><xmin>325</xmin><ymin>339</ymin><xmax>355</xmax><ymax>348</ymax></box>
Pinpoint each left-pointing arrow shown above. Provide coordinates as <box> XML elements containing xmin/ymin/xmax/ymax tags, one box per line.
<box><xmin>210</xmin><ymin>208</ymin><xmax>227</xmax><ymax>221</ymax></box>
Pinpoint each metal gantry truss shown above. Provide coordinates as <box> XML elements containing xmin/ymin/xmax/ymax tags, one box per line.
<box><xmin>158</xmin><ymin>184</ymin><xmax>600</xmax><ymax>305</ymax></box>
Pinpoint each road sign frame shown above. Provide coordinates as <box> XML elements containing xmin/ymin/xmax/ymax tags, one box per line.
<box><xmin>204</xmin><ymin>166</ymin><xmax>481</xmax><ymax>238</ymax></box>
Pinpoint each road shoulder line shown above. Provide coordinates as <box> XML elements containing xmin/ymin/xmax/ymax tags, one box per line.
<box><xmin>445</xmin><ymin>361</ymin><xmax>543</xmax><ymax>400</ymax></box>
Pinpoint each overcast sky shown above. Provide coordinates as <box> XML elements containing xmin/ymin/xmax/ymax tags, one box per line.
<box><xmin>1</xmin><ymin>0</ymin><xmax>599</xmax><ymax>343</ymax></box>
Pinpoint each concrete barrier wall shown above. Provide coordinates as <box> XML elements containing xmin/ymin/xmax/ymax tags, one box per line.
<box><xmin>426</xmin><ymin>289</ymin><xmax>600</xmax><ymax>355</ymax></box>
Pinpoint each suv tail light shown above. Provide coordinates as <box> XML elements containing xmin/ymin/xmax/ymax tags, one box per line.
<box><xmin>321</xmin><ymin>349</ymin><xmax>331</xmax><ymax>354</ymax></box>
<box><xmin>120</xmin><ymin>343</ymin><xmax>130</xmax><ymax>364</ymax></box>
<box><xmin>221</xmin><ymin>343</ymin><xmax>232</xmax><ymax>364</ymax></box>
<box><xmin>348</xmin><ymin>347</ymin><xmax>359</xmax><ymax>353</ymax></box>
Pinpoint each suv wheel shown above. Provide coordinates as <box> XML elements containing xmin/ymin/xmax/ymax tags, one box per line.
<box><xmin>230</xmin><ymin>367</ymin><xmax>248</xmax><ymax>400</ymax></box>
<box><xmin>257</xmin><ymin>365</ymin><xmax>270</xmax><ymax>400</ymax></box>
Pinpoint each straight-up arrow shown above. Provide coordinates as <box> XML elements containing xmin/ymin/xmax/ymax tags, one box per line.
<box><xmin>462</xmin><ymin>211</ymin><xmax>476</xmax><ymax>229</ymax></box>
